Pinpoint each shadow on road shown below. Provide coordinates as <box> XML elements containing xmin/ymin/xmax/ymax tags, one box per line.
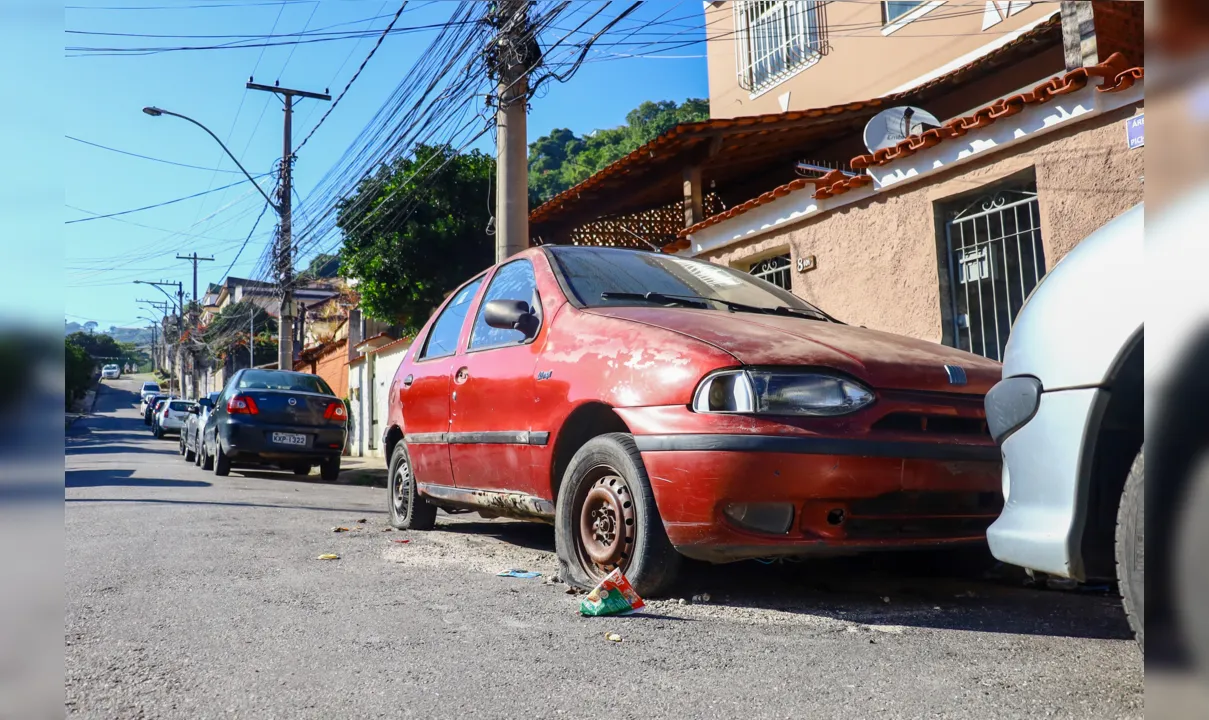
<box><xmin>66</xmin><ymin>469</ymin><xmax>212</xmax><ymax>489</ymax></box>
<box><xmin>440</xmin><ymin>519</ymin><xmax>557</xmax><ymax>553</ymax></box>
<box><xmin>66</xmin><ymin>497</ymin><xmax>377</xmax><ymax>514</ymax></box>
<box><xmin>666</xmin><ymin>551</ymin><xmax>1135</xmax><ymax>642</ymax></box>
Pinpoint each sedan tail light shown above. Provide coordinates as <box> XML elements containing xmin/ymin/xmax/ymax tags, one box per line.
<box><xmin>227</xmin><ymin>395</ymin><xmax>259</xmax><ymax>415</ymax></box>
<box><xmin>323</xmin><ymin>401</ymin><xmax>347</xmax><ymax>422</ymax></box>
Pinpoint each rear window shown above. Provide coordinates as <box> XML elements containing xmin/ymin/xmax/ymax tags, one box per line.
<box><xmin>237</xmin><ymin>370</ymin><xmax>334</xmax><ymax>395</ymax></box>
<box><xmin>169</xmin><ymin>401</ymin><xmax>191</xmax><ymax>411</ymax></box>
<box><xmin>143</xmin><ymin>383</ymin><xmax>159</xmax><ymax>391</ymax></box>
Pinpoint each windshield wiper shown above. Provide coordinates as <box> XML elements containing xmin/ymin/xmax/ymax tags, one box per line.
<box><xmin>600</xmin><ymin>291</ymin><xmax>838</xmax><ymax>323</ymax></box>
<box><xmin>600</xmin><ymin>291</ymin><xmax>710</xmax><ymax>309</ymax></box>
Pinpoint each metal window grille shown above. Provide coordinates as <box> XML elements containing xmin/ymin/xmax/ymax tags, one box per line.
<box><xmin>734</xmin><ymin>1</ymin><xmax>829</xmax><ymax>94</ymax></box>
<box><xmin>750</xmin><ymin>253</ymin><xmax>792</xmax><ymax>291</ymax></box>
<box><xmin>943</xmin><ymin>183</ymin><xmax>1045</xmax><ymax>361</ymax></box>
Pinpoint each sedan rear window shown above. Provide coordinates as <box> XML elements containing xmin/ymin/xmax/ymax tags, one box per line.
<box><xmin>237</xmin><ymin>370</ymin><xmax>334</xmax><ymax>395</ymax></box>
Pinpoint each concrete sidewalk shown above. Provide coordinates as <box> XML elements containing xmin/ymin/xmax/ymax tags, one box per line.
<box><xmin>337</xmin><ymin>454</ymin><xmax>388</xmax><ymax>487</ymax></box>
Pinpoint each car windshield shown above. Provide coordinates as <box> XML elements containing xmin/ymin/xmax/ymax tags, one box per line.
<box><xmin>237</xmin><ymin>369</ymin><xmax>334</xmax><ymax>395</ymax></box>
<box><xmin>143</xmin><ymin>383</ymin><xmax>159</xmax><ymax>391</ymax></box>
<box><xmin>548</xmin><ymin>246</ymin><xmax>834</xmax><ymax>321</ymax></box>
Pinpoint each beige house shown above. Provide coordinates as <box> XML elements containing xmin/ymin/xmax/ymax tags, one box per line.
<box><xmin>705</xmin><ymin>0</ymin><xmax>1063</xmax><ymax>118</ymax></box>
<box><xmin>530</xmin><ymin>0</ymin><xmax>1143</xmax><ymax>362</ymax></box>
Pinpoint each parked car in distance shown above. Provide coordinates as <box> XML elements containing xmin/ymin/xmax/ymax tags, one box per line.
<box><xmin>181</xmin><ymin>392</ymin><xmax>221</xmax><ymax>464</ymax></box>
<box><xmin>140</xmin><ymin>382</ymin><xmax>161</xmax><ymax>410</ymax></box>
<box><xmin>200</xmin><ymin>369</ymin><xmax>347</xmax><ymax>480</ymax></box>
<box><xmin>144</xmin><ymin>393</ymin><xmax>168</xmax><ymax>425</ymax></box>
<box><xmin>154</xmin><ymin>399</ymin><xmax>194</xmax><ymax>439</ymax></box>
<box><xmin>383</xmin><ymin>245</ymin><xmax>1003</xmax><ymax>597</ymax></box>
<box><xmin>985</xmin><ymin>206</ymin><xmax>1148</xmax><ymax>647</ymax></box>
<box><xmin>101</xmin><ymin>364</ymin><xmax>121</xmax><ymax>380</ymax></box>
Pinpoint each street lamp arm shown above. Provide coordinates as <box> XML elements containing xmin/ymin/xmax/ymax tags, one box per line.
<box><xmin>134</xmin><ymin>281</ymin><xmax>182</xmax><ymax>311</ymax></box>
<box><xmin>143</xmin><ymin>106</ymin><xmax>280</xmax><ymax>212</ymax></box>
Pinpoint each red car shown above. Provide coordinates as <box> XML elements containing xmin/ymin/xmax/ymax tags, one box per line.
<box><xmin>385</xmin><ymin>246</ymin><xmax>1003</xmax><ymax>595</ymax></box>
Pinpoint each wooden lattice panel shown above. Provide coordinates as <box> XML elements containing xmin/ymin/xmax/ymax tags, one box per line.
<box><xmin>564</xmin><ymin>194</ymin><xmax>726</xmax><ymax>250</ymax></box>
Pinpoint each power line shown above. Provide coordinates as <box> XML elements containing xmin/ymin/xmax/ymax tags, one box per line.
<box><xmin>67</xmin><ymin>135</ymin><xmax>244</xmax><ymax>173</ymax></box>
<box><xmin>65</xmin><ymin>174</ymin><xmax>273</xmax><ymax>224</ymax></box>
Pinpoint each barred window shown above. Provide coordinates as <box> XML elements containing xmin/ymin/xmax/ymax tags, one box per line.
<box><xmin>734</xmin><ymin>1</ymin><xmax>829</xmax><ymax>94</ymax></box>
<box><xmin>749</xmin><ymin>253</ymin><xmax>792</xmax><ymax>291</ymax></box>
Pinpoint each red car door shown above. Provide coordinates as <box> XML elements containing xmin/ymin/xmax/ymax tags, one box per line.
<box><xmin>400</xmin><ymin>276</ymin><xmax>485</xmax><ymax>489</ymax></box>
<box><xmin>449</xmin><ymin>259</ymin><xmax>546</xmax><ymax>497</ymax></box>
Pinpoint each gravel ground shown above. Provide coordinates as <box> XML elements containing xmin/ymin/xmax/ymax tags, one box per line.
<box><xmin>66</xmin><ymin>378</ymin><xmax>1144</xmax><ymax>719</ymax></box>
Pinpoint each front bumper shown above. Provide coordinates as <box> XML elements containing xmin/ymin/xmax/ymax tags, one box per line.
<box><xmin>219</xmin><ymin>419</ymin><xmax>346</xmax><ymax>463</ymax></box>
<box><xmin>985</xmin><ymin>384</ymin><xmax>1101</xmax><ymax>579</ymax></box>
<box><xmin>634</xmin><ymin>434</ymin><xmax>1001</xmax><ymax>563</ymax></box>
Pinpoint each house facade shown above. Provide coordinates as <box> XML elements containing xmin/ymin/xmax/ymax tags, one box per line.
<box><xmin>705</xmin><ymin>0</ymin><xmax>1061</xmax><ymax>118</ymax></box>
<box><xmin>529</xmin><ymin>0</ymin><xmax>1143</xmax><ymax>362</ymax></box>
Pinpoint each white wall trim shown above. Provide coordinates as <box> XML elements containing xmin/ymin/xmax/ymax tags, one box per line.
<box><xmin>885</xmin><ymin>9</ymin><xmax>1060</xmax><ymax>96</ymax></box>
<box><xmin>881</xmin><ymin>0</ymin><xmax>946</xmax><ymax>37</ymax></box>
<box><xmin>687</xmin><ymin>79</ymin><xmax>1143</xmax><ymax>257</ymax></box>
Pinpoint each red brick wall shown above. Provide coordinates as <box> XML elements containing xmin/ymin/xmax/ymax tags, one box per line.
<box><xmin>312</xmin><ymin>340</ymin><xmax>349</xmax><ymax>399</ymax></box>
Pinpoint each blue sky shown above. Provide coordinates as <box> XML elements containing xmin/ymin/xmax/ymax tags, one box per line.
<box><xmin>55</xmin><ymin>0</ymin><xmax>710</xmax><ymax>331</ymax></box>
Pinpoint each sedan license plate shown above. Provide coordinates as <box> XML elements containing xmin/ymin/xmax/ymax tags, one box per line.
<box><xmin>271</xmin><ymin>432</ymin><xmax>308</xmax><ymax>447</ymax></box>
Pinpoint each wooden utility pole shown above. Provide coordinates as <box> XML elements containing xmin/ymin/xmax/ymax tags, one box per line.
<box><xmin>493</xmin><ymin>0</ymin><xmax>532</xmax><ymax>263</ymax></box>
<box><xmin>246</xmin><ymin>81</ymin><xmax>330</xmax><ymax>371</ymax></box>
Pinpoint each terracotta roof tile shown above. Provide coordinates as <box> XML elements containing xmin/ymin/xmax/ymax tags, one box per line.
<box><xmin>671</xmin><ymin>53</ymin><xmax>1143</xmax><ymax>249</ymax></box>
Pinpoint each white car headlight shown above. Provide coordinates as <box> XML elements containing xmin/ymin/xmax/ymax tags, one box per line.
<box><xmin>692</xmin><ymin>369</ymin><xmax>874</xmax><ymax>417</ymax></box>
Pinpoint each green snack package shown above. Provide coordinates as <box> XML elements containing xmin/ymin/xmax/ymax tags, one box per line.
<box><xmin>579</xmin><ymin>568</ymin><xmax>645</xmax><ymax>617</ymax></box>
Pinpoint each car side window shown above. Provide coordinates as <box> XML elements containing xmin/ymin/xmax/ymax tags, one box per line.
<box><xmin>470</xmin><ymin>260</ymin><xmax>541</xmax><ymax>350</ymax></box>
<box><xmin>418</xmin><ymin>276</ymin><xmax>485</xmax><ymax>360</ymax></box>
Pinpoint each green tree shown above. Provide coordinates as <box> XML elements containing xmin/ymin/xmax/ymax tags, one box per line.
<box><xmin>202</xmin><ymin>301</ymin><xmax>278</xmax><ymax>365</ymax></box>
<box><xmin>337</xmin><ymin>144</ymin><xmax>495</xmax><ymax>331</ymax></box>
<box><xmin>528</xmin><ymin>98</ymin><xmax>709</xmax><ymax>202</ymax></box>
<box><xmin>65</xmin><ymin>339</ymin><xmax>92</xmax><ymax>409</ymax></box>
<box><xmin>66</xmin><ymin>331</ymin><xmax>133</xmax><ymax>363</ymax></box>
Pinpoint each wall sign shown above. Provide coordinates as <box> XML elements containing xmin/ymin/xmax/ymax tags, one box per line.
<box><xmin>1125</xmin><ymin>113</ymin><xmax>1144</xmax><ymax>150</ymax></box>
<box><xmin>796</xmin><ymin>254</ymin><xmax>816</xmax><ymax>273</ymax></box>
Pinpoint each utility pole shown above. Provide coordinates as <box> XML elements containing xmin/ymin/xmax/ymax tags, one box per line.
<box><xmin>176</xmin><ymin>253</ymin><xmax>214</xmax><ymax>398</ymax></box>
<box><xmin>249</xmin><ymin>305</ymin><xmax>255</xmax><ymax>370</ymax></box>
<box><xmin>176</xmin><ymin>253</ymin><xmax>215</xmax><ymax>303</ymax></box>
<box><xmin>138</xmin><ymin>299</ymin><xmax>170</xmax><ymax>376</ymax></box>
<box><xmin>247</xmin><ymin>80</ymin><xmax>330</xmax><ymax>371</ymax></box>
<box><xmin>492</xmin><ymin>0</ymin><xmax>532</xmax><ymax>263</ymax></box>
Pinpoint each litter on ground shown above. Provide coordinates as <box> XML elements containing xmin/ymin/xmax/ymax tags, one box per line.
<box><xmin>579</xmin><ymin>569</ymin><xmax>645</xmax><ymax>617</ymax></box>
<box><xmin>497</xmin><ymin>569</ymin><xmax>541</xmax><ymax>579</ymax></box>
<box><xmin>605</xmin><ymin>632</ymin><xmax>622</xmax><ymax>642</ymax></box>
<box><xmin>317</xmin><ymin>554</ymin><xmax>340</xmax><ymax>560</ymax></box>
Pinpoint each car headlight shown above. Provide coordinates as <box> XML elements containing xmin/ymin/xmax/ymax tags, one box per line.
<box><xmin>692</xmin><ymin>369</ymin><xmax>874</xmax><ymax>416</ymax></box>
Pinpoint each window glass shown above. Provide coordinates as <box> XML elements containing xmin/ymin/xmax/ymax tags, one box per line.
<box><xmin>548</xmin><ymin>246</ymin><xmax>832</xmax><ymax>320</ymax></box>
<box><xmin>470</xmin><ymin>260</ymin><xmax>539</xmax><ymax>349</ymax></box>
<box><xmin>419</xmin><ymin>277</ymin><xmax>484</xmax><ymax>359</ymax></box>
<box><xmin>169</xmin><ymin>401</ymin><xmax>192</xmax><ymax>412</ymax></box>
<box><xmin>237</xmin><ymin>369</ymin><xmax>334</xmax><ymax>395</ymax></box>
<box><xmin>749</xmin><ymin>253</ymin><xmax>792</xmax><ymax>291</ymax></box>
<box><xmin>883</xmin><ymin>0</ymin><xmax>927</xmax><ymax>23</ymax></box>
<box><xmin>735</xmin><ymin>1</ymin><xmax>827</xmax><ymax>92</ymax></box>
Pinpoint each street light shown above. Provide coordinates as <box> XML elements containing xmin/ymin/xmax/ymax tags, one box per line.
<box><xmin>134</xmin><ymin>280</ymin><xmax>181</xmax><ymax>311</ymax></box>
<box><xmin>141</xmin><ymin>106</ymin><xmax>279</xmax><ymax>211</ymax></box>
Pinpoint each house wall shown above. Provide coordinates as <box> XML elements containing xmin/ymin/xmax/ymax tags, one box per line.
<box><xmin>345</xmin><ymin>340</ymin><xmax>412</xmax><ymax>459</ymax></box>
<box><xmin>705</xmin><ymin>0</ymin><xmax>1056</xmax><ymax>119</ymax></box>
<box><xmin>700</xmin><ymin>103</ymin><xmax>1144</xmax><ymax>346</ymax></box>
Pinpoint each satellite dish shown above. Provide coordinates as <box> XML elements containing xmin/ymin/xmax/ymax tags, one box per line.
<box><xmin>863</xmin><ymin>106</ymin><xmax>942</xmax><ymax>154</ymax></box>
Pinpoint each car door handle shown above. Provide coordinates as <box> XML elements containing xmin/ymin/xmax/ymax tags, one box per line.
<box><xmin>454</xmin><ymin>367</ymin><xmax>469</xmax><ymax>384</ymax></box>
<box><xmin>402</xmin><ymin>374</ymin><xmax>414</xmax><ymax>388</ymax></box>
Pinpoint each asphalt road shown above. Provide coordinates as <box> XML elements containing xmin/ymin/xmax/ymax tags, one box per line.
<box><xmin>66</xmin><ymin>377</ymin><xmax>1143</xmax><ymax>719</ymax></box>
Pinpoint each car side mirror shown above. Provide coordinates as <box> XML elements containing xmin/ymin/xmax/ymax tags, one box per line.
<box><xmin>198</xmin><ymin>399</ymin><xmax>213</xmax><ymax>410</ymax></box>
<box><xmin>484</xmin><ymin>299</ymin><xmax>539</xmax><ymax>339</ymax></box>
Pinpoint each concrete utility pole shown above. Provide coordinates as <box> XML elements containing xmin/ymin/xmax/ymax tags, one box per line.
<box><xmin>246</xmin><ymin>81</ymin><xmax>330</xmax><ymax>371</ymax></box>
<box><xmin>176</xmin><ymin>253</ymin><xmax>213</xmax><ymax>398</ymax></box>
<box><xmin>493</xmin><ymin>0</ymin><xmax>532</xmax><ymax>263</ymax></box>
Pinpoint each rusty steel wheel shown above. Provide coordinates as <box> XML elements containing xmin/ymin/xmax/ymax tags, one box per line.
<box><xmin>555</xmin><ymin>433</ymin><xmax>681</xmax><ymax>597</ymax></box>
<box><xmin>573</xmin><ymin>466</ymin><xmax>637</xmax><ymax>578</ymax></box>
<box><xmin>387</xmin><ymin>442</ymin><xmax>436</xmax><ymax>530</ymax></box>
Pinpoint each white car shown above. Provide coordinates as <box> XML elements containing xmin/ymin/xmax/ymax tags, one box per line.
<box><xmin>101</xmin><ymin>364</ymin><xmax>121</xmax><ymax>380</ymax></box>
<box><xmin>985</xmin><ymin>206</ymin><xmax>1146</xmax><ymax>645</ymax></box>
<box><xmin>140</xmin><ymin>382</ymin><xmax>161</xmax><ymax>409</ymax></box>
<box><xmin>154</xmin><ymin>399</ymin><xmax>195</xmax><ymax>439</ymax></box>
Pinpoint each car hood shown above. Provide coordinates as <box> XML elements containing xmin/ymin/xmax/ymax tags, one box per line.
<box><xmin>587</xmin><ymin>307</ymin><xmax>1001</xmax><ymax>394</ymax></box>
